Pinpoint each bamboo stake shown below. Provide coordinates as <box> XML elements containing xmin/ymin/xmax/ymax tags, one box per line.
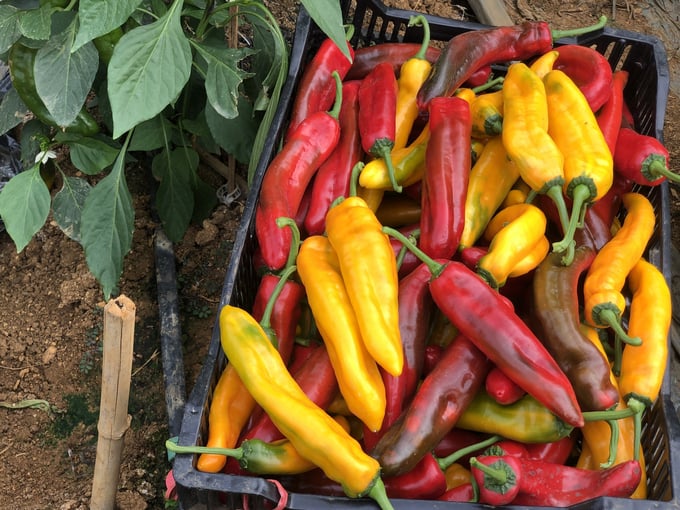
<box><xmin>90</xmin><ymin>295</ymin><xmax>136</xmax><ymax>510</ymax></box>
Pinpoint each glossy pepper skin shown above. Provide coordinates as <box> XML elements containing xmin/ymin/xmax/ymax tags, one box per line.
<box><xmin>485</xmin><ymin>366</ymin><xmax>525</xmax><ymax>406</ymax></box>
<box><xmin>530</xmin><ymin>246</ymin><xmax>620</xmax><ymax>412</ymax></box>
<box><xmin>614</xmin><ymin>127</ymin><xmax>679</xmax><ymax>185</ymax></box>
<box><xmin>584</xmin><ymin>192</ymin><xmax>656</xmax><ymax>347</ymax></box>
<box><xmin>394</xmin><ymin>16</ymin><xmax>432</xmax><ymax>150</ymax></box>
<box><xmin>477</xmin><ymin>203</ymin><xmax>547</xmax><ymax>289</ymax></box>
<box><xmin>619</xmin><ymin>258</ymin><xmax>671</xmax><ymax>408</ymax></box>
<box><xmin>285</xmin><ymin>37</ymin><xmax>354</xmax><ymax>140</ymax></box>
<box><xmin>544</xmin><ymin>68</ymin><xmax>614</xmax><ymax>262</ymax></box>
<box><xmin>255</xmin><ymin>75</ymin><xmax>342</xmax><ymax>270</ymax></box>
<box><xmin>358</xmin><ymin>62</ymin><xmax>402</xmax><ymax>192</ymax></box>
<box><xmin>597</xmin><ymin>70</ymin><xmax>629</xmax><ymax>153</ymax></box>
<box><xmin>457</xmin><ymin>391</ymin><xmax>573</xmax><ymax>444</ymax></box>
<box><xmin>326</xmin><ymin>196</ymin><xmax>403</xmax><ymax>377</ymax></box>
<box><xmin>363</xmin><ymin>262</ymin><xmax>433</xmax><ymax>450</ymax></box>
<box><xmin>8</xmin><ymin>43</ymin><xmax>99</xmax><ymax>136</ymax></box>
<box><xmin>370</xmin><ymin>334</ymin><xmax>491</xmax><ymax>477</ymax></box>
<box><xmin>218</xmin><ymin>305</ymin><xmax>391</xmax><ymax>506</ymax></box>
<box><xmin>429</xmin><ymin>260</ymin><xmax>584</xmax><ymax>428</ymax></box>
<box><xmin>501</xmin><ymin>63</ymin><xmax>571</xmax><ymax>250</ymax></box>
<box><xmin>297</xmin><ymin>235</ymin><xmax>386</xmax><ymax>432</ymax></box>
<box><xmin>459</xmin><ymin>136</ymin><xmax>520</xmax><ymax>249</ymax></box>
<box><xmin>416</xmin><ymin>17</ymin><xmax>607</xmax><ymax>110</ymax></box>
<box><xmin>304</xmin><ymin>80</ymin><xmax>363</xmax><ymax>236</ymax></box>
<box><xmin>553</xmin><ymin>44</ymin><xmax>614</xmax><ymax>112</ymax></box>
<box><xmin>420</xmin><ymin>96</ymin><xmax>471</xmax><ymax>259</ymax></box>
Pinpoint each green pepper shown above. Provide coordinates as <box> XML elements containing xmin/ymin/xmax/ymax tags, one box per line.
<box><xmin>94</xmin><ymin>27</ymin><xmax>123</xmax><ymax>64</ymax></box>
<box><xmin>8</xmin><ymin>42</ymin><xmax>100</xmax><ymax>136</ymax></box>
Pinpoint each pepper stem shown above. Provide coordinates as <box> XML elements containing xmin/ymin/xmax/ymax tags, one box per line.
<box><xmin>366</xmin><ymin>477</ymin><xmax>395</xmax><ymax>510</ymax></box>
<box><xmin>350</xmin><ymin>161</ymin><xmax>364</xmax><ymax>198</ymax></box>
<box><xmin>644</xmin><ymin>154</ymin><xmax>679</xmax><ymax>183</ymax></box>
<box><xmin>382</xmin><ymin>225</ymin><xmax>444</xmax><ymax>278</ymax></box>
<box><xmin>408</xmin><ymin>15</ymin><xmax>431</xmax><ymax>61</ymax></box>
<box><xmin>395</xmin><ymin>228</ymin><xmax>421</xmax><ymax>272</ymax></box>
<box><xmin>469</xmin><ymin>457</ymin><xmax>508</xmax><ymax>484</ymax></box>
<box><xmin>374</xmin><ymin>141</ymin><xmax>402</xmax><ymax>193</ymax></box>
<box><xmin>552</xmin><ymin>183</ymin><xmax>591</xmax><ymax>265</ymax></box>
<box><xmin>258</xmin><ymin>261</ymin><xmax>297</xmax><ymax>343</ymax></box>
<box><xmin>602</xmin><ymin>419</ymin><xmax>619</xmax><ymax>468</ymax></box>
<box><xmin>472</xmin><ymin>76</ymin><xmax>505</xmax><ymax>94</ymax></box>
<box><xmin>551</xmin><ymin>15</ymin><xmax>607</xmax><ymax>41</ymax></box>
<box><xmin>276</xmin><ymin>216</ymin><xmax>301</xmax><ymax>271</ymax></box>
<box><xmin>165</xmin><ymin>437</ymin><xmax>243</xmax><ymax>462</ymax></box>
<box><xmin>597</xmin><ymin>308</ymin><xmax>642</xmax><ymax>346</ymax></box>
<box><xmin>627</xmin><ymin>397</ymin><xmax>646</xmax><ymax>462</ymax></box>
<box><xmin>436</xmin><ymin>435</ymin><xmax>503</xmax><ymax>471</ymax></box>
<box><xmin>328</xmin><ymin>71</ymin><xmax>343</xmax><ymax>120</ymax></box>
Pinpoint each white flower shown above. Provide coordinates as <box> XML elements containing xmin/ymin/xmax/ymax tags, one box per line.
<box><xmin>35</xmin><ymin>149</ymin><xmax>57</xmax><ymax>165</ymax></box>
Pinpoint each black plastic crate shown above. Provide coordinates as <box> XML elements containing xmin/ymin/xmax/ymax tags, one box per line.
<box><xmin>172</xmin><ymin>1</ymin><xmax>680</xmax><ymax>508</ymax></box>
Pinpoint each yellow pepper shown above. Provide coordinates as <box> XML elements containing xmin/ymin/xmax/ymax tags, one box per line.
<box><xmin>297</xmin><ymin>235</ymin><xmax>387</xmax><ymax>432</ymax></box>
<box><xmin>507</xmin><ymin>234</ymin><xmax>550</xmax><ymax>278</ymax></box>
<box><xmin>394</xmin><ymin>15</ymin><xmax>432</xmax><ymax>150</ymax></box>
<box><xmin>583</xmin><ymin>192</ymin><xmax>655</xmax><ymax>356</ymax></box>
<box><xmin>325</xmin><ymin>196</ymin><xmax>403</xmax><ymax>377</ymax></box>
<box><xmin>544</xmin><ymin>68</ymin><xmax>613</xmax><ymax>264</ymax></box>
<box><xmin>477</xmin><ymin>203</ymin><xmax>547</xmax><ymax>289</ymax></box>
<box><xmin>619</xmin><ymin>257</ymin><xmax>670</xmax><ymax>409</ymax></box>
<box><xmin>459</xmin><ymin>136</ymin><xmax>520</xmax><ymax>249</ymax></box>
<box><xmin>359</xmin><ymin>125</ymin><xmax>429</xmax><ymax>190</ymax></box>
<box><xmin>501</xmin><ymin>178</ymin><xmax>532</xmax><ymax>208</ymax></box>
<box><xmin>470</xmin><ymin>89</ymin><xmax>504</xmax><ymax>138</ymax></box>
<box><xmin>444</xmin><ymin>462</ymin><xmax>472</xmax><ymax>490</ymax></box>
<box><xmin>529</xmin><ymin>49</ymin><xmax>560</xmax><ymax>78</ymax></box>
<box><xmin>219</xmin><ymin>305</ymin><xmax>392</xmax><ymax>506</ymax></box>
<box><xmin>501</xmin><ymin>62</ymin><xmax>571</xmax><ymax>256</ymax></box>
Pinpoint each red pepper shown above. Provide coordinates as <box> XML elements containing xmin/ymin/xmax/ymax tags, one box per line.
<box><xmin>463</xmin><ymin>65</ymin><xmax>492</xmax><ymax>88</ymax></box>
<box><xmin>381</xmin><ymin>453</ymin><xmax>448</xmax><ymax>499</ymax></box>
<box><xmin>255</xmin><ymin>73</ymin><xmax>342</xmax><ymax>270</ymax></box>
<box><xmin>285</xmin><ymin>36</ymin><xmax>354</xmax><ymax>140</ymax></box>
<box><xmin>613</xmin><ymin>127</ymin><xmax>678</xmax><ymax>185</ymax></box>
<box><xmin>588</xmin><ymin>170</ymin><xmax>633</xmax><ymax>231</ymax></box>
<box><xmin>422</xmin><ymin>344</ymin><xmax>443</xmax><ymax>375</ymax></box>
<box><xmin>303</xmin><ymin>80</ymin><xmax>363</xmax><ymax>235</ymax></box>
<box><xmin>363</xmin><ymin>262</ymin><xmax>433</xmax><ymax>451</ymax></box>
<box><xmin>484</xmin><ymin>439</ymin><xmax>530</xmax><ymax>458</ymax></box>
<box><xmin>553</xmin><ymin>44</ymin><xmax>613</xmax><ymax>112</ymax></box>
<box><xmin>370</xmin><ymin>334</ymin><xmax>492</xmax><ymax>477</ymax></box>
<box><xmin>485</xmin><ymin>366</ymin><xmax>526</xmax><ymax>406</ymax></box>
<box><xmin>597</xmin><ymin>70</ymin><xmax>629</xmax><ymax>153</ymax></box>
<box><xmin>417</xmin><ymin>17</ymin><xmax>607</xmax><ymax>110</ymax></box>
<box><xmin>419</xmin><ymin>96</ymin><xmax>471</xmax><ymax>259</ymax></box>
<box><xmin>390</xmin><ymin>223</ymin><xmax>421</xmax><ymax>278</ymax></box>
<box><xmin>346</xmin><ymin>42</ymin><xmax>441</xmax><ymax>81</ymax></box>
<box><xmin>357</xmin><ymin>62</ymin><xmax>401</xmax><ymax>192</ymax></box>
<box><xmin>524</xmin><ymin>433</ymin><xmax>577</xmax><ymax>465</ymax></box>
<box><xmin>438</xmin><ymin>483</ymin><xmax>476</xmax><ymax>502</ymax></box>
<box><xmin>433</xmin><ymin>428</ymin><xmax>489</xmax><ymax>460</ymax></box>
<box><xmin>472</xmin><ymin>455</ymin><xmax>642</xmax><ymax>506</ymax></box>
<box><xmin>529</xmin><ymin>246</ymin><xmax>620</xmax><ymax>412</ymax></box>
<box><xmin>239</xmin><ymin>344</ymin><xmax>338</xmax><ymax>444</ymax></box>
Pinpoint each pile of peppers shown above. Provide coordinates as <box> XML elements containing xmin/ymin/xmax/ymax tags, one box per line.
<box><xmin>172</xmin><ymin>10</ymin><xmax>676</xmax><ymax>510</ymax></box>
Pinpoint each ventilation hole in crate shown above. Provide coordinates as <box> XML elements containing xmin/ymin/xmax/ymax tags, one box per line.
<box><xmin>396</xmin><ymin>21</ymin><xmax>407</xmax><ymax>41</ymax></box>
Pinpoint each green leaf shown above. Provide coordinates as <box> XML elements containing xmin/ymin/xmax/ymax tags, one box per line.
<box><xmin>34</xmin><ymin>20</ymin><xmax>99</xmax><ymax>127</ymax></box>
<box><xmin>80</xmin><ymin>136</ymin><xmax>135</xmax><ymax>300</ymax></box>
<box><xmin>0</xmin><ymin>164</ymin><xmax>51</xmax><ymax>252</ymax></box>
<box><xmin>52</xmin><ymin>175</ymin><xmax>92</xmax><ymax>242</ymax></box>
<box><xmin>300</xmin><ymin>0</ymin><xmax>351</xmax><ymax>62</ymax></box>
<box><xmin>128</xmin><ymin>114</ymin><xmax>174</xmax><ymax>152</ymax></box>
<box><xmin>18</xmin><ymin>119</ymin><xmax>51</xmax><ymax>169</ymax></box>
<box><xmin>152</xmin><ymin>147</ymin><xmax>196</xmax><ymax>242</ymax></box>
<box><xmin>190</xmin><ymin>175</ymin><xmax>218</xmax><ymax>223</ymax></box>
<box><xmin>72</xmin><ymin>0</ymin><xmax>142</xmax><ymax>52</ymax></box>
<box><xmin>66</xmin><ymin>137</ymin><xmax>121</xmax><ymax>175</ymax></box>
<box><xmin>205</xmin><ymin>97</ymin><xmax>257</xmax><ymax>165</ymax></box>
<box><xmin>0</xmin><ymin>88</ymin><xmax>28</xmax><ymax>136</ymax></box>
<box><xmin>107</xmin><ymin>0</ymin><xmax>191</xmax><ymax>139</ymax></box>
<box><xmin>18</xmin><ymin>4</ymin><xmax>53</xmax><ymax>41</ymax></box>
<box><xmin>0</xmin><ymin>6</ymin><xmax>23</xmax><ymax>54</ymax></box>
<box><xmin>194</xmin><ymin>42</ymin><xmax>254</xmax><ymax>120</ymax></box>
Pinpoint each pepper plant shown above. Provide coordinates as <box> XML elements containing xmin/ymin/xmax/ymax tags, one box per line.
<box><xmin>0</xmin><ymin>0</ymin><xmax>348</xmax><ymax>299</ymax></box>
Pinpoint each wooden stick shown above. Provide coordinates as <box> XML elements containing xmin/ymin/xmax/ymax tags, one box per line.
<box><xmin>468</xmin><ymin>0</ymin><xmax>515</xmax><ymax>26</ymax></box>
<box><xmin>90</xmin><ymin>295</ymin><xmax>136</xmax><ymax>510</ymax></box>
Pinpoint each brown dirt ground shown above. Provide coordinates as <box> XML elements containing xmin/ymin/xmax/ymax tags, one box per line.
<box><xmin>0</xmin><ymin>0</ymin><xmax>677</xmax><ymax>509</ymax></box>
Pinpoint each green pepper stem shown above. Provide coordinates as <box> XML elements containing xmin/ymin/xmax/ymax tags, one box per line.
<box><xmin>551</xmin><ymin>15</ymin><xmax>607</xmax><ymax>41</ymax></box>
<box><xmin>350</xmin><ymin>161</ymin><xmax>364</xmax><ymax>198</ymax></box>
<box><xmin>469</xmin><ymin>457</ymin><xmax>508</xmax><ymax>483</ymax></box>
<box><xmin>367</xmin><ymin>477</ymin><xmax>395</xmax><ymax>510</ymax></box>
<box><xmin>436</xmin><ymin>435</ymin><xmax>503</xmax><ymax>471</ymax></box>
<box><xmin>408</xmin><ymin>15</ymin><xmax>431</xmax><ymax>61</ymax></box>
<box><xmin>601</xmin><ymin>419</ymin><xmax>619</xmax><ymax>468</ymax></box>
<box><xmin>258</xmin><ymin>261</ymin><xmax>297</xmax><ymax>337</ymax></box>
<box><xmin>382</xmin><ymin>225</ymin><xmax>444</xmax><ymax>278</ymax></box>
<box><xmin>276</xmin><ymin>216</ymin><xmax>301</xmax><ymax>270</ymax></box>
<box><xmin>582</xmin><ymin>406</ymin><xmax>635</xmax><ymax>421</ymax></box>
<box><xmin>165</xmin><ymin>437</ymin><xmax>243</xmax><ymax>461</ymax></box>
<box><xmin>597</xmin><ymin>308</ymin><xmax>642</xmax><ymax>346</ymax></box>
<box><xmin>395</xmin><ymin>228</ymin><xmax>420</xmax><ymax>272</ymax></box>
<box><xmin>376</xmin><ymin>143</ymin><xmax>402</xmax><ymax>193</ymax></box>
<box><xmin>472</xmin><ymin>76</ymin><xmax>505</xmax><ymax>94</ymax></box>
<box><xmin>627</xmin><ymin>397</ymin><xmax>646</xmax><ymax>462</ymax></box>
<box><xmin>328</xmin><ymin>71</ymin><xmax>343</xmax><ymax>120</ymax></box>
<box><xmin>645</xmin><ymin>155</ymin><xmax>679</xmax><ymax>183</ymax></box>
<box><xmin>344</xmin><ymin>23</ymin><xmax>355</xmax><ymax>42</ymax></box>
<box><xmin>553</xmin><ymin>183</ymin><xmax>592</xmax><ymax>265</ymax></box>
